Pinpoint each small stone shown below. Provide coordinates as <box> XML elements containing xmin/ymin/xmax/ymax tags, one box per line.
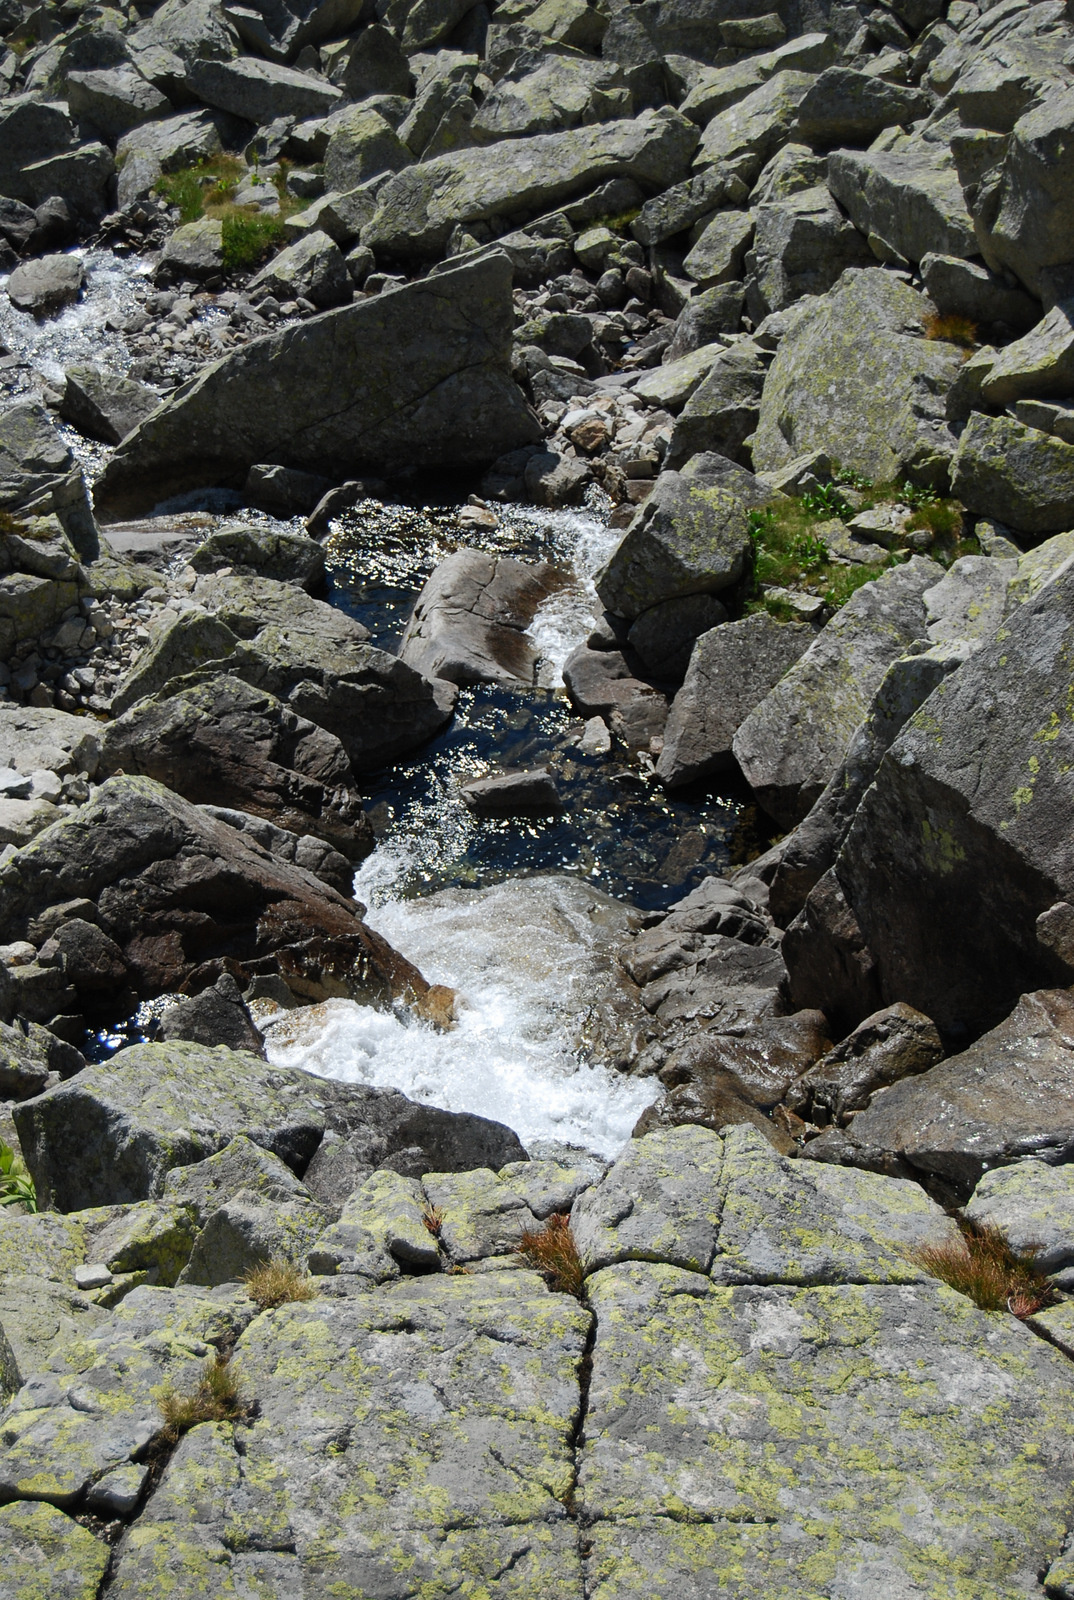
<box><xmin>74</xmin><ymin>1263</ymin><xmax>113</xmax><ymax>1290</ymax></box>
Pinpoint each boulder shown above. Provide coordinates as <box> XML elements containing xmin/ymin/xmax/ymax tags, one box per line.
<box><xmin>187</xmin><ymin>57</ymin><xmax>342</xmax><ymax>123</ymax></box>
<box><xmin>919</xmin><ymin>251</ymin><xmax>1039</xmax><ymax>334</ymax></box>
<box><xmin>188</xmin><ymin>524</ymin><xmax>325</xmax><ymax>590</ymax></box>
<box><xmin>6</xmin><ymin>254</ymin><xmax>83</xmax><ymax>316</ymax></box>
<box><xmin>794</xmin><ymin>68</ymin><xmax>930</xmax><ymax>145</ymax></box>
<box><xmin>631</xmin><ymin>168</ymin><xmax>745</xmax><ymax>248</ymax></box>
<box><xmin>0</xmin><ymin>775</ymin><xmax>440</xmax><ymax>1011</ymax></box>
<box><xmin>246</xmin><ymin>231</ymin><xmax>351</xmax><ymax>310</ymax></box>
<box><xmin>17</xmin><ymin>142</ymin><xmax>114</xmax><ymax>221</ymax></box>
<box><xmin>976</xmin><ymin>87</ymin><xmax>1074</xmax><ymax>295</ymax></box>
<box><xmin>472</xmin><ymin>55</ymin><xmax>630</xmax><ymax>140</ymax></box>
<box><xmin>0</xmin><ymin>97</ymin><xmax>76</xmax><ymax>204</ymax></box>
<box><xmin>562</xmin><ymin>644</ymin><xmax>668</xmax><ymax>750</ymax></box>
<box><xmin>631</xmin><ymin>342</ymin><xmax>727</xmax><ymax>412</ymax></box>
<box><xmin>694</xmin><ymin>71</ymin><xmax>817</xmax><ymax>183</ymax></box>
<box><xmin>399</xmin><ymin>548</ymin><xmax>557</xmax><ymax>688</ymax></box>
<box><xmin>200</xmin><ymin>806</ymin><xmax>355</xmax><ymax>897</ymax></box>
<box><xmin>666</xmin><ymin>338</ymin><xmax>766</xmax><ymax>467</ymax></box>
<box><xmin>950</xmin><ymin>411</ymin><xmax>1074</xmax><ymax>540</ymax></box>
<box><xmin>827</xmin><ymin>141</ymin><xmax>976</xmax><ymax>266</ymax></box>
<box><xmin>978</xmin><ymin>300</ymin><xmax>1074</xmax><ymax>406</ymax></box>
<box><xmin>60</xmin><ymin>364</ymin><xmax>159</xmax><ymax>446</ymax></box>
<box><xmin>0</xmin><ymin>704</ymin><xmax>101</xmax><ymax>778</ymax></box>
<box><xmin>95</xmin><ymin>255</ymin><xmax>541</xmax><ymax>519</ymax></box>
<box><xmin>783</xmin><ymin>557</ymin><xmax>1074</xmax><ymax>1036</ymax></box>
<box><xmin>788</xmin><ymin>1001</ymin><xmax>945</xmax><ymax>1125</ymax></box>
<box><xmin>159</xmin><ymin>215</ymin><xmax>224</xmax><ymax>279</ymax></box>
<box><xmin>65</xmin><ymin>66</ymin><xmax>170</xmax><ymax>140</ymax></box>
<box><xmin>322</xmin><ymin>105</ymin><xmax>410</xmax><ymax>193</ymax></box>
<box><xmin>625</xmin><ymin>592</ymin><xmax>728</xmax><ymax>681</ymax></box>
<box><xmin>158</xmin><ymin>971</ymin><xmax>266</xmax><ymax>1056</ymax></box>
<box><xmin>364</xmin><ymin>108</ymin><xmax>698</xmax><ymax>260</ymax></box>
<box><xmin>327</xmin><ymin>23</ymin><xmax>413</xmax><ymax>99</ymax></box>
<box><xmin>99</xmin><ymin>676</ymin><xmax>374</xmax><ymax>862</ymax></box>
<box><xmin>0</xmin><ymin>1504</ymin><xmax>109</xmax><ymax>1594</ymax></box>
<box><xmin>732</xmin><ymin>557</ymin><xmax>941</xmax><ymax>828</ymax></box>
<box><xmin>964</xmin><ymin>1158</ymin><xmax>1074</xmax><ymax>1283</ymax></box>
<box><xmin>662</xmin><ymin>282</ymin><xmax>745</xmax><ymax>360</ymax></box>
<box><xmin>657</xmin><ymin>613</ymin><xmax>813</xmax><ymax>788</ymax></box>
<box><xmin>752</xmin><ymin>268</ymin><xmax>963</xmax><ymax>487</ymax></box>
<box><xmin>460</xmin><ymin>767</ymin><xmax>561</xmax><ymax>814</ymax></box>
<box><xmin>804</xmin><ymin>989</ymin><xmax>1074</xmax><ymax>1199</ymax></box>
<box><xmin>596</xmin><ymin>455</ymin><xmax>769</xmax><ymax>621</ymax></box>
<box><xmin>744</xmin><ymin>183</ymin><xmax>873</xmax><ymax>319</ymax></box>
<box><xmin>682</xmin><ymin>208</ymin><xmax>753</xmax><ymax>288</ymax></box>
<box><xmin>114</xmin><ymin>109</ymin><xmax>222</xmax><ymax>209</ymax></box>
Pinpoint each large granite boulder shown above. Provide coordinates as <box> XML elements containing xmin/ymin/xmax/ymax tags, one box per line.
<box><xmin>596</xmin><ymin>455</ymin><xmax>769</xmax><ymax>621</ymax></box>
<box><xmin>794</xmin><ymin>67</ymin><xmax>930</xmax><ymax>145</ymax></box>
<box><xmin>733</xmin><ymin>557</ymin><xmax>941</xmax><ymax>829</ymax></box>
<box><xmin>827</xmin><ymin>140</ymin><xmax>977</xmax><ymax>266</ymax></box>
<box><xmin>782</xmin><ymin>557</ymin><xmax>1074</xmax><ymax>1036</ymax></box>
<box><xmin>364</xmin><ymin>108</ymin><xmax>698</xmax><ymax>259</ymax></box>
<box><xmin>114</xmin><ymin>108</ymin><xmax>222</xmax><ymax>209</ymax></box>
<box><xmin>950</xmin><ymin>411</ymin><xmax>1074</xmax><ymax>537</ymax></box>
<box><xmin>0</xmin><ymin>775</ymin><xmax>441</xmax><ymax>1011</ymax></box>
<box><xmin>186</xmin><ymin>56</ymin><xmax>342</xmax><ymax>122</ymax></box>
<box><xmin>656</xmin><ymin>613</ymin><xmax>813</xmax><ymax>788</ymax></box>
<box><xmin>14</xmin><ymin>1036</ymin><xmax>525</xmax><ymax>1211</ymax></box>
<box><xmin>976</xmin><ymin>86</ymin><xmax>1074</xmax><ymax>295</ymax></box>
<box><xmin>744</xmin><ymin>182</ymin><xmax>873</xmax><ymax>319</ymax></box>
<box><xmin>399</xmin><ymin>548</ymin><xmax>557</xmax><ymax>688</ymax></box>
<box><xmin>752</xmin><ymin>269</ymin><xmax>963</xmax><ymax>486</ymax></box>
<box><xmin>98</xmin><ymin>676</ymin><xmax>374</xmax><ymax>862</ymax></box>
<box><xmin>95</xmin><ymin>256</ymin><xmax>540</xmax><ymax>519</ymax></box>
<box><xmin>693</xmin><ymin>71</ymin><xmax>816</xmax><ymax>183</ymax></box>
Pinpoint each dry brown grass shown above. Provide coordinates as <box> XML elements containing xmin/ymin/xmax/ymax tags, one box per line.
<box><xmin>913</xmin><ymin>1220</ymin><xmax>1057</xmax><ymax>1318</ymax></box>
<box><xmin>924</xmin><ymin>311</ymin><xmax>978</xmax><ymax>349</ymax></box>
<box><xmin>158</xmin><ymin>1353</ymin><xmax>248</xmax><ymax>1442</ymax></box>
<box><xmin>516</xmin><ymin>1213</ymin><xmax>586</xmax><ymax>1299</ymax></box>
<box><xmin>422</xmin><ymin>1204</ymin><xmax>444</xmax><ymax>1238</ymax></box>
<box><xmin>243</xmin><ymin>1257</ymin><xmax>316</xmax><ymax>1311</ymax></box>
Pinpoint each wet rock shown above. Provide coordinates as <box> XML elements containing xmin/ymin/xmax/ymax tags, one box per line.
<box><xmin>99</xmin><ymin>676</ymin><xmax>373</xmax><ymax>862</ymax></box>
<box><xmin>247</xmin><ymin>230</ymin><xmax>352</xmax><ymax>310</ymax></box>
<box><xmin>732</xmin><ymin>557</ymin><xmax>941</xmax><ymax>829</ymax></box>
<box><xmin>0</xmin><ymin>775</ymin><xmax>436</xmax><ymax>1013</ymax></box>
<box><xmin>803</xmin><ymin>989</ymin><xmax>1074</xmax><ymax>1199</ymax></box>
<box><xmin>188</xmin><ymin>523</ymin><xmax>325</xmax><ymax>591</ymax></box>
<box><xmin>245</xmin><ymin>462</ymin><xmax>334</xmax><ymax>518</ymax></box>
<box><xmin>788</xmin><ymin>1001</ymin><xmax>945</xmax><ymax>1125</ymax></box>
<box><xmin>461</xmin><ymin>767</ymin><xmax>561</xmax><ymax>815</ymax></box>
<box><xmin>399</xmin><ymin>548</ymin><xmax>557</xmax><ymax>688</ymax></box>
<box><xmin>159</xmin><ymin>972</ymin><xmax>267</xmax><ymax>1058</ymax></box>
<box><xmin>753</xmin><ymin>269</ymin><xmax>963</xmax><ymax>486</ymax></box>
<box><xmin>60</xmin><ymin>364</ymin><xmax>159</xmax><ymax>447</ymax></box>
<box><xmin>596</xmin><ymin>455</ymin><xmax>768</xmax><ymax>621</ymax></box>
<box><xmin>562</xmin><ymin>643</ymin><xmax>667</xmax><ymax>750</ymax></box>
<box><xmin>364</xmin><ymin>107</ymin><xmax>698</xmax><ymax>260</ymax></box>
<box><xmin>6</xmin><ymin>254</ymin><xmax>83</xmax><ymax>317</ymax></box>
<box><xmin>783</xmin><ymin>557</ymin><xmax>1074</xmax><ymax>1035</ymax></box>
<box><xmin>97</xmin><ymin>255</ymin><xmax>540</xmax><ymax>518</ymax></box>
<box><xmin>657</xmin><ymin>613</ymin><xmax>813</xmax><ymax>789</ymax></box>
<box><xmin>199</xmin><ymin>806</ymin><xmax>357</xmax><ymax>898</ymax></box>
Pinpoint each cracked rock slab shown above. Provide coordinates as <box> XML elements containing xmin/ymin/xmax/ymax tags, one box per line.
<box><xmin>0</xmin><ymin>1499</ymin><xmax>109</xmax><ymax>1599</ymax></box>
<box><xmin>579</xmin><ymin>1262</ymin><xmax>1074</xmax><ymax>1597</ymax></box>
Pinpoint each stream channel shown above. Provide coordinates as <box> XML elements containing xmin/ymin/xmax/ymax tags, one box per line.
<box><xmin>3</xmin><ymin>248</ymin><xmax>765</xmax><ymax>1157</ymax></box>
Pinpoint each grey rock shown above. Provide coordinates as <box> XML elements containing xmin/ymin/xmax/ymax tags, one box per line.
<box><xmin>399</xmin><ymin>548</ymin><xmax>557</xmax><ymax>688</ymax></box>
<box><xmin>189</xmin><ymin>523</ymin><xmax>325</xmax><ymax>591</ymax></box>
<box><xmin>96</xmin><ymin>255</ymin><xmax>541</xmax><ymax>519</ymax></box>
<box><xmin>0</xmin><ymin>1503</ymin><xmax>110</xmax><ymax>1593</ymax></box>
<box><xmin>245</xmin><ymin>462</ymin><xmax>334</xmax><ymax>517</ymax></box>
<box><xmin>732</xmin><ymin>557</ymin><xmax>941</xmax><ymax>828</ymax></box>
<box><xmin>596</xmin><ymin>455</ymin><xmax>769</xmax><ymax>621</ymax></box>
<box><xmin>99</xmin><ymin>674</ymin><xmax>374</xmax><ymax>862</ymax></box>
<box><xmin>159</xmin><ymin>972</ymin><xmax>267</xmax><ymax>1057</ymax></box>
<box><xmin>0</xmin><ymin>704</ymin><xmax>101</xmax><ymax>778</ymax></box>
<box><xmin>159</xmin><ymin>215</ymin><xmax>224</xmax><ymax>279</ymax></box>
<box><xmin>307</xmin><ymin>1167</ymin><xmax>435</xmax><ymax>1278</ymax></box>
<box><xmin>977</xmin><ymin>86</ymin><xmax>1074</xmax><ymax>295</ymax></box>
<box><xmin>682</xmin><ymin>208</ymin><xmax>753</xmax><ymax>288</ymax></box>
<box><xmin>808</xmin><ymin>988</ymin><xmax>1074</xmax><ymax>1198</ymax></box>
<box><xmin>322</xmin><ymin>104</ymin><xmax>410</xmax><ymax>193</ymax></box>
<box><xmin>631</xmin><ymin>341</ymin><xmax>726</xmax><ymax>412</ymax></box>
<box><xmin>65</xmin><ymin>66</ymin><xmax>169</xmax><ymax>140</ymax></box>
<box><xmin>625</xmin><ymin>592</ymin><xmax>728</xmax><ymax>682</ymax></box>
<box><xmin>473</xmin><ymin>54</ymin><xmax>630</xmax><ymax>140</ymax></box>
<box><xmin>364</xmin><ymin>107</ymin><xmax>698</xmax><ymax>260</ymax></box>
<box><xmin>631</xmin><ymin>168</ymin><xmax>744</xmax><ymax>248</ymax></box>
<box><xmin>163</xmin><ymin>1134</ymin><xmax>315</xmax><ymax>1225</ymax></box>
<box><xmin>423</xmin><ymin>1166</ymin><xmax>538</xmax><ymax>1263</ymax></box>
<box><xmin>461</xmin><ymin>767</ymin><xmax>561</xmax><ymax>814</ymax></box>
<box><xmin>979</xmin><ymin>300</ymin><xmax>1074</xmax><ymax>407</ymax></box>
<box><xmin>572</xmin><ymin>1123</ymin><xmax>724</xmax><ymax>1273</ymax></box>
<box><xmin>828</xmin><ymin>140</ymin><xmax>976</xmax><ymax>266</ymax></box>
<box><xmin>753</xmin><ymin>269</ymin><xmax>963</xmax><ymax>487</ymax></box>
<box><xmin>199</xmin><ymin>805</ymin><xmax>356</xmax><ymax>897</ymax></box>
<box><xmin>663</xmin><ymin>281</ymin><xmax>745</xmax><ymax>361</ymax></box>
<box><xmin>666</xmin><ymin>338</ymin><xmax>766</xmax><ymax>467</ymax></box>
<box><xmin>964</xmin><ymin>1158</ymin><xmax>1074</xmax><ymax>1280</ymax></box>
<box><xmin>745</xmin><ymin>182</ymin><xmax>873</xmax><ymax>320</ymax></box>
<box><xmin>952</xmin><ymin>409</ymin><xmax>1074</xmax><ymax>540</ymax></box>
<box><xmin>789</xmin><ymin>1001</ymin><xmax>945</xmax><ymax>1124</ymax></box>
<box><xmin>17</xmin><ymin>142</ymin><xmax>114</xmax><ymax>221</ymax></box>
<box><xmin>60</xmin><ymin>364</ymin><xmax>159</xmax><ymax>446</ymax></box>
<box><xmin>327</xmin><ymin>23</ymin><xmax>413</xmax><ymax>100</ymax></box>
<box><xmin>694</xmin><ymin>71</ymin><xmax>817</xmax><ymax>184</ymax></box>
<box><xmin>783</xmin><ymin>557</ymin><xmax>1074</xmax><ymax>1036</ymax></box>
<box><xmin>247</xmin><ymin>230</ymin><xmax>351</xmax><ymax>309</ymax></box>
<box><xmin>657</xmin><ymin>613</ymin><xmax>813</xmax><ymax>788</ymax></box>
<box><xmin>0</xmin><ymin>97</ymin><xmax>76</xmax><ymax>206</ymax></box>
<box><xmin>179</xmin><ymin>1190</ymin><xmax>326</xmax><ymax>1285</ymax></box>
<box><xmin>187</xmin><ymin>56</ymin><xmax>342</xmax><ymax>123</ymax></box>
<box><xmin>115</xmin><ymin>109</ymin><xmax>222</xmax><ymax>209</ymax></box>
<box><xmin>6</xmin><ymin>254</ymin><xmax>83</xmax><ymax>316</ymax></box>
<box><xmin>919</xmin><ymin>250</ymin><xmax>1039</xmax><ymax>334</ymax></box>
<box><xmin>562</xmin><ymin>643</ymin><xmax>668</xmax><ymax>750</ymax></box>
<box><xmin>795</xmin><ymin>67</ymin><xmax>930</xmax><ymax>145</ymax></box>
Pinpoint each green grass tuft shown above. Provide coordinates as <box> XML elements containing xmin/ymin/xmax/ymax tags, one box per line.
<box><xmin>155</xmin><ymin>155</ymin><xmax>305</xmax><ymax>272</ymax></box>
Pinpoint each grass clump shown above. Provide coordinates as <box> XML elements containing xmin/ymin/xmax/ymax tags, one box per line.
<box><xmin>0</xmin><ymin>1140</ymin><xmax>36</xmax><ymax>1211</ymax></box>
<box><xmin>156</xmin><ymin>154</ymin><xmax>246</xmax><ymax>224</ymax></box>
<box><xmin>220</xmin><ymin>212</ymin><xmax>287</xmax><ymax>272</ymax></box>
<box><xmin>243</xmin><ymin>1257</ymin><xmax>316</xmax><ymax>1310</ymax></box>
<box><xmin>422</xmin><ymin>1203</ymin><xmax>444</xmax><ymax>1238</ymax></box>
<box><xmin>913</xmin><ymin>1220</ymin><xmax>1057</xmax><ymax>1319</ymax></box>
<box><xmin>516</xmin><ymin>1213</ymin><xmax>586</xmax><ymax>1299</ymax></box>
<box><xmin>747</xmin><ymin>503</ymin><xmax>892</xmax><ymax>616</ymax></box>
<box><xmin>155</xmin><ymin>154</ymin><xmax>305</xmax><ymax>272</ymax></box>
<box><xmin>924</xmin><ymin>311</ymin><xmax>978</xmax><ymax>349</ymax></box>
<box><xmin>157</xmin><ymin>1353</ymin><xmax>248</xmax><ymax>1443</ymax></box>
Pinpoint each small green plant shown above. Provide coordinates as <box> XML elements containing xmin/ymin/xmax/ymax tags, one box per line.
<box><xmin>156</xmin><ymin>155</ymin><xmax>247</xmax><ymax>224</ymax></box>
<box><xmin>243</xmin><ymin>1257</ymin><xmax>316</xmax><ymax>1310</ymax></box>
<box><xmin>155</xmin><ymin>155</ymin><xmax>304</xmax><ymax>271</ymax></box>
<box><xmin>913</xmin><ymin>1220</ymin><xmax>1057</xmax><ymax>1318</ymax></box>
<box><xmin>515</xmin><ymin>1213</ymin><xmax>586</xmax><ymax>1299</ymax></box>
<box><xmin>834</xmin><ymin>467</ymin><xmax>874</xmax><ymax>491</ymax></box>
<box><xmin>221</xmin><ymin>212</ymin><xmax>287</xmax><ymax>272</ymax></box>
<box><xmin>800</xmin><ymin>482</ymin><xmax>852</xmax><ymax>521</ymax></box>
<box><xmin>0</xmin><ymin>1140</ymin><xmax>36</xmax><ymax>1211</ymax></box>
<box><xmin>157</xmin><ymin>1353</ymin><xmax>248</xmax><ymax>1443</ymax></box>
<box><xmin>924</xmin><ymin>311</ymin><xmax>978</xmax><ymax>349</ymax></box>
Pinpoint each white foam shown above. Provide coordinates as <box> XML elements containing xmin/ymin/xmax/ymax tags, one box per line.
<box><xmin>0</xmin><ymin>248</ymin><xmax>154</xmax><ymax>384</ymax></box>
<box><xmin>526</xmin><ymin>508</ymin><xmax>620</xmax><ymax>685</ymax></box>
<box><xmin>265</xmin><ymin>875</ymin><xmax>658</xmax><ymax>1157</ymax></box>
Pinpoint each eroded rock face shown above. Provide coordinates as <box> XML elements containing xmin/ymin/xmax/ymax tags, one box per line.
<box><xmin>95</xmin><ymin>255</ymin><xmax>540</xmax><ymax>518</ymax></box>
